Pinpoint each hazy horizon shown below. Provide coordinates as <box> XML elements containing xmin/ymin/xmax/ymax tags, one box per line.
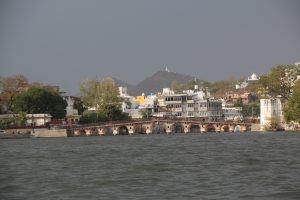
<box><xmin>1</xmin><ymin>0</ymin><xmax>300</xmax><ymax>95</ymax></box>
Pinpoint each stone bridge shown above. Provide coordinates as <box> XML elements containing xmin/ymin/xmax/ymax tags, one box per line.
<box><xmin>68</xmin><ymin>119</ymin><xmax>251</xmax><ymax>136</ymax></box>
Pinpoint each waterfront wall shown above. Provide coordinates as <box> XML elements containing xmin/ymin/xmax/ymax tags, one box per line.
<box><xmin>34</xmin><ymin>129</ymin><xmax>68</xmax><ymax>137</ymax></box>
<box><xmin>5</xmin><ymin>128</ymin><xmax>31</xmax><ymax>134</ymax></box>
<box><xmin>251</xmin><ymin>124</ymin><xmax>261</xmax><ymax>132</ymax></box>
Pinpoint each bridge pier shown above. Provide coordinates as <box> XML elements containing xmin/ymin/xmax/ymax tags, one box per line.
<box><xmin>85</xmin><ymin>128</ymin><xmax>93</xmax><ymax>136</ymax></box>
<box><xmin>144</xmin><ymin>123</ymin><xmax>153</xmax><ymax>134</ymax></box>
<box><xmin>200</xmin><ymin>125</ymin><xmax>207</xmax><ymax>133</ymax></box>
<box><xmin>183</xmin><ymin>124</ymin><xmax>190</xmax><ymax>134</ymax></box>
<box><xmin>73</xmin><ymin>129</ymin><xmax>81</xmax><ymax>136</ymax></box>
<box><xmin>126</xmin><ymin>125</ymin><xmax>136</xmax><ymax>135</ymax></box>
<box><xmin>220</xmin><ymin>125</ymin><xmax>227</xmax><ymax>133</ymax></box>
<box><xmin>215</xmin><ymin>125</ymin><xmax>221</xmax><ymax>133</ymax></box>
<box><xmin>241</xmin><ymin>125</ymin><xmax>247</xmax><ymax>132</ymax></box>
<box><xmin>97</xmin><ymin>127</ymin><xmax>106</xmax><ymax>136</ymax></box>
<box><xmin>229</xmin><ymin>125</ymin><xmax>235</xmax><ymax>132</ymax></box>
<box><xmin>165</xmin><ymin>123</ymin><xmax>174</xmax><ymax>134</ymax></box>
<box><xmin>112</xmin><ymin>127</ymin><xmax>119</xmax><ymax>135</ymax></box>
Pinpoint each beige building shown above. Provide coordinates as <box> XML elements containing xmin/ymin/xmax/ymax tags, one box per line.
<box><xmin>0</xmin><ymin>113</ymin><xmax>52</xmax><ymax>126</ymax></box>
<box><xmin>26</xmin><ymin>114</ymin><xmax>52</xmax><ymax>126</ymax></box>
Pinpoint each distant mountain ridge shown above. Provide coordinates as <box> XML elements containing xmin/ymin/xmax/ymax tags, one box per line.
<box><xmin>114</xmin><ymin>71</ymin><xmax>197</xmax><ymax>96</ymax></box>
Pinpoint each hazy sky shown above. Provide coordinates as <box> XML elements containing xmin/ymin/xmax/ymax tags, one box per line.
<box><xmin>1</xmin><ymin>0</ymin><xmax>300</xmax><ymax>95</ymax></box>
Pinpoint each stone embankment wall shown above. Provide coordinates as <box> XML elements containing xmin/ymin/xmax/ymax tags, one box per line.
<box><xmin>251</xmin><ymin>123</ymin><xmax>261</xmax><ymax>132</ymax></box>
<box><xmin>5</xmin><ymin>128</ymin><xmax>31</xmax><ymax>134</ymax></box>
<box><xmin>34</xmin><ymin>129</ymin><xmax>68</xmax><ymax>137</ymax></box>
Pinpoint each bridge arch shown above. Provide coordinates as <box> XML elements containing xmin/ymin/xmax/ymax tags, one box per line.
<box><xmin>206</xmin><ymin>124</ymin><xmax>216</xmax><ymax>132</ymax></box>
<box><xmin>118</xmin><ymin>125</ymin><xmax>129</xmax><ymax>135</ymax></box>
<box><xmin>221</xmin><ymin>125</ymin><xmax>229</xmax><ymax>132</ymax></box>
<box><xmin>234</xmin><ymin>125</ymin><xmax>241</xmax><ymax>132</ymax></box>
<box><xmin>174</xmin><ymin>123</ymin><xmax>184</xmax><ymax>133</ymax></box>
<box><xmin>190</xmin><ymin>124</ymin><xmax>200</xmax><ymax>133</ymax></box>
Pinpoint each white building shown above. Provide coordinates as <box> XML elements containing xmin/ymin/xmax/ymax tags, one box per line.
<box><xmin>260</xmin><ymin>98</ymin><xmax>283</xmax><ymax>130</ymax></box>
<box><xmin>236</xmin><ymin>73</ymin><xmax>259</xmax><ymax>89</ymax></box>
<box><xmin>143</xmin><ymin>94</ymin><xmax>156</xmax><ymax>109</ymax></box>
<box><xmin>154</xmin><ymin>87</ymin><xmax>223</xmax><ymax>120</ymax></box>
<box><xmin>162</xmin><ymin>88</ymin><xmax>175</xmax><ymax>95</ymax></box>
<box><xmin>222</xmin><ymin>107</ymin><xmax>243</xmax><ymax>121</ymax></box>
<box><xmin>0</xmin><ymin>113</ymin><xmax>52</xmax><ymax>126</ymax></box>
<box><xmin>118</xmin><ymin>87</ymin><xmax>129</xmax><ymax>97</ymax></box>
<box><xmin>26</xmin><ymin>114</ymin><xmax>52</xmax><ymax>126</ymax></box>
<box><xmin>248</xmin><ymin>73</ymin><xmax>259</xmax><ymax>81</ymax></box>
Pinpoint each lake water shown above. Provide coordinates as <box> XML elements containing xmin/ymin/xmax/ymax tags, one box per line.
<box><xmin>1</xmin><ymin>132</ymin><xmax>300</xmax><ymax>200</ymax></box>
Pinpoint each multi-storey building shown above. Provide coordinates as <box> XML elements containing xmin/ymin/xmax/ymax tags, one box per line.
<box><xmin>155</xmin><ymin>88</ymin><xmax>223</xmax><ymax>121</ymax></box>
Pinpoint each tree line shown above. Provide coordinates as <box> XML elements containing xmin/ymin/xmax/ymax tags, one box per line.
<box><xmin>0</xmin><ymin>75</ymin><xmax>129</xmax><ymax>126</ymax></box>
<box><xmin>0</xmin><ymin>75</ymin><xmax>67</xmax><ymax>118</ymax></box>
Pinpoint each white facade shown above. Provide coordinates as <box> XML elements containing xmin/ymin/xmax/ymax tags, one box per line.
<box><xmin>162</xmin><ymin>88</ymin><xmax>175</xmax><ymax>95</ymax></box>
<box><xmin>156</xmin><ymin>88</ymin><xmax>223</xmax><ymax>120</ymax></box>
<box><xmin>64</xmin><ymin>96</ymin><xmax>79</xmax><ymax>116</ymax></box>
<box><xmin>119</xmin><ymin>87</ymin><xmax>129</xmax><ymax>97</ymax></box>
<box><xmin>26</xmin><ymin>114</ymin><xmax>52</xmax><ymax>126</ymax></box>
<box><xmin>222</xmin><ymin>107</ymin><xmax>243</xmax><ymax>121</ymax></box>
<box><xmin>260</xmin><ymin>98</ymin><xmax>283</xmax><ymax>130</ymax></box>
<box><xmin>143</xmin><ymin>95</ymin><xmax>156</xmax><ymax>109</ymax></box>
<box><xmin>295</xmin><ymin>62</ymin><xmax>300</xmax><ymax>66</ymax></box>
<box><xmin>0</xmin><ymin>113</ymin><xmax>52</xmax><ymax>126</ymax></box>
<box><xmin>126</xmin><ymin>109</ymin><xmax>143</xmax><ymax>119</ymax></box>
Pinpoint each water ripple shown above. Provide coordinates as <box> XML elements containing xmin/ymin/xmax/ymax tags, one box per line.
<box><xmin>1</xmin><ymin>132</ymin><xmax>300</xmax><ymax>199</ymax></box>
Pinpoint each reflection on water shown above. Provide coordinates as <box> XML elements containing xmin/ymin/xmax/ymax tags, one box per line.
<box><xmin>1</xmin><ymin>132</ymin><xmax>300</xmax><ymax>200</ymax></box>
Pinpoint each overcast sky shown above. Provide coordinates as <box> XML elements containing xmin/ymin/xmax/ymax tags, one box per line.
<box><xmin>1</xmin><ymin>0</ymin><xmax>300</xmax><ymax>95</ymax></box>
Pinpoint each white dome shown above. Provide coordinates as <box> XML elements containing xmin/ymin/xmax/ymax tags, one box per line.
<box><xmin>248</xmin><ymin>73</ymin><xmax>258</xmax><ymax>81</ymax></box>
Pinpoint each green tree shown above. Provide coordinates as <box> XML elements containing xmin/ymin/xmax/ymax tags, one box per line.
<box><xmin>0</xmin><ymin>75</ymin><xmax>29</xmax><ymax>113</ymax></box>
<box><xmin>242</xmin><ymin>102</ymin><xmax>260</xmax><ymax>117</ymax></box>
<box><xmin>284</xmin><ymin>81</ymin><xmax>300</xmax><ymax>123</ymax></box>
<box><xmin>264</xmin><ymin>117</ymin><xmax>283</xmax><ymax>131</ymax></box>
<box><xmin>13</xmin><ymin>86</ymin><xmax>67</xmax><ymax>119</ymax></box>
<box><xmin>73</xmin><ymin>99</ymin><xmax>86</xmax><ymax>115</ymax></box>
<box><xmin>258</xmin><ymin>64</ymin><xmax>300</xmax><ymax>101</ymax></box>
<box><xmin>80</xmin><ymin>77</ymin><xmax>128</xmax><ymax>121</ymax></box>
<box><xmin>139</xmin><ymin>108</ymin><xmax>152</xmax><ymax>119</ymax></box>
<box><xmin>17</xmin><ymin>111</ymin><xmax>27</xmax><ymax>126</ymax></box>
<box><xmin>234</xmin><ymin>97</ymin><xmax>243</xmax><ymax>107</ymax></box>
<box><xmin>79</xmin><ymin>111</ymin><xmax>109</xmax><ymax>124</ymax></box>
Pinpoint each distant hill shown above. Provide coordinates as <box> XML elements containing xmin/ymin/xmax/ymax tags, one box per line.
<box><xmin>114</xmin><ymin>71</ymin><xmax>197</xmax><ymax>96</ymax></box>
<box><xmin>113</xmin><ymin>78</ymin><xmax>135</xmax><ymax>94</ymax></box>
<box><xmin>113</xmin><ymin>70</ymin><xmax>255</xmax><ymax>97</ymax></box>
